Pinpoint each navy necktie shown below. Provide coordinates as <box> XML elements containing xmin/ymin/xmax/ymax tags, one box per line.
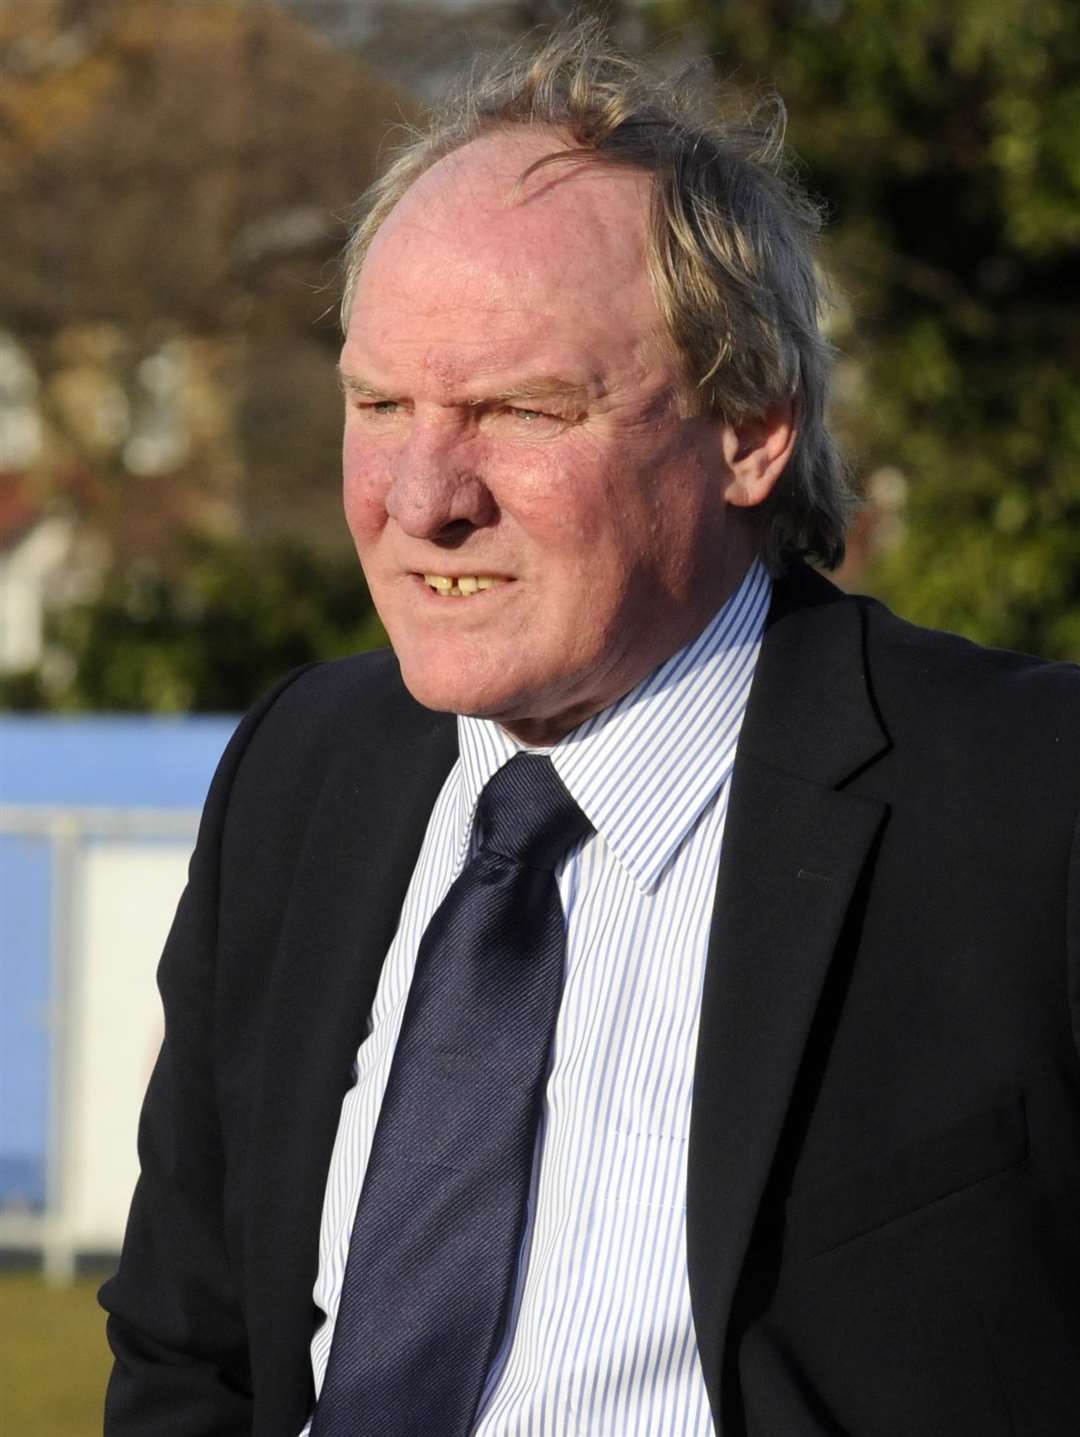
<box><xmin>311</xmin><ymin>753</ymin><xmax>592</xmax><ymax>1437</ymax></box>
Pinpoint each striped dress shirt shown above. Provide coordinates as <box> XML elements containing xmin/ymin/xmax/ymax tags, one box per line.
<box><xmin>301</xmin><ymin>557</ymin><xmax>771</xmax><ymax>1436</ymax></box>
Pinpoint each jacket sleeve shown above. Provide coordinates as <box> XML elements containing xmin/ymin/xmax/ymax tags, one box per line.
<box><xmin>1070</xmin><ymin>803</ymin><xmax>1080</xmax><ymax>1064</ymax></box>
<box><xmin>99</xmin><ymin>667</ymin><xmax>317</xmax><ymax>1436</ymax></box>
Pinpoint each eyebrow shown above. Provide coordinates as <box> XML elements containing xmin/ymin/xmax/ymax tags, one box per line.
<box><xmin>336</xmin><ymin>368</ymin><xmax>383</xmax><ymax>399</ymax></box>
<box><xmin>487</xmin><ymin>377</ymin><xmax>590</xmax><ymax>409</ymax></box>
<box><xmin>337</xmin><ymin>366</ymin><xmax>589</xmax><ymax>410</ymax></box>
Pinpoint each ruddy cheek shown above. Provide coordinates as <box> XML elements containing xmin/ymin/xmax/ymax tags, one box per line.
<box><xmin>344</xmin><ymin>458</ymin><xmax>395</xmax><ymax>533</ymax></box>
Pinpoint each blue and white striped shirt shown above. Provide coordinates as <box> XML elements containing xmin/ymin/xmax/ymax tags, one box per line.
<box><xmin>303</xmin><ymin>557</ymin><xmax>771</xmax><ymax>1436</ymax></box>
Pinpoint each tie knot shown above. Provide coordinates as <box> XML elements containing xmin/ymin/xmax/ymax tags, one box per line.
<box><xmin>474</xmin><ymin>754</ymin><xmax>592</xmax><ymax>872</ymax></box>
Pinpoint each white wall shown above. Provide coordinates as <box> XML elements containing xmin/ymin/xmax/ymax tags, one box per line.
<box><xmin>64</xmin><ymin>839</ymin><xmax>190</xmax><ymax>1250</ymax></box>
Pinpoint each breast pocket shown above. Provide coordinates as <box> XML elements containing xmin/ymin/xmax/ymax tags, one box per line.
<box><xmin>781</xmin><ymin>1092</ymin><xmax>1029</xmax><ymax>1262</ymax></box>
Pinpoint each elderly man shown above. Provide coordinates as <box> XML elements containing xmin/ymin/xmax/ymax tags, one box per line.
<box><xmin>101</xmin><ymin>25</ymin><xmax>1080</xmax><ymax>1437</ymax></box>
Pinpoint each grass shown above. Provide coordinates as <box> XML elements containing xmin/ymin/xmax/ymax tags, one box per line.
<box><xmin>2</xmin><ymin>1272</ymin><xmax>113</xmax><ymax>1436</ymax></box>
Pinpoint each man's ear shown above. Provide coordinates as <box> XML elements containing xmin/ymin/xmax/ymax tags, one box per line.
<box><xmin>720</xmin><ymin>398</ymin><xmax>797</xmax><ymax>509</ymax></box>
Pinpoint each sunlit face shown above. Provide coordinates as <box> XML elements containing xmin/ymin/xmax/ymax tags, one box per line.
<box><xmin>340</xmin><ymin>131</ymin><xmax>768</xmax><ymax>745</ymax></box>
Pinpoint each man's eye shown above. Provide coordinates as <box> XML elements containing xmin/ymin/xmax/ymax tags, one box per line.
<box><xmin>369</xmin><ymin>400</ymin><xmax>400</xmax><ymax>415</ymax></box>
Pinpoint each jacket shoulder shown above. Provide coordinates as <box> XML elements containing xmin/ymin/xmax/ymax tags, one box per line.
<box><xmin>237</xmin><ymin>648</ymin><xmax>454</xmax><ymax>771</ymax></box>
<box><xmin>857</xmin><ymin>593</ymin><xmax>1080</xmax><ymax>754</ymax></box>
<box><xmin>195</xmin><ymin>651</ymin><xmax>456</xmax><ymax>849</ymax></box>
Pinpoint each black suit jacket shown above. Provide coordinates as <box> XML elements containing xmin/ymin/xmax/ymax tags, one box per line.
<box><xmin>102</xmin><ymin>563</ymin><xmax>1080</xmax><ymax>1436</ymax></box>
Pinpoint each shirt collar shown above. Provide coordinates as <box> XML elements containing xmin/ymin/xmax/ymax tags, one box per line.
<box><xmin>456</xmin><ymin>558</ymin><xmax>772</xmax><ymax>892</ymax></box>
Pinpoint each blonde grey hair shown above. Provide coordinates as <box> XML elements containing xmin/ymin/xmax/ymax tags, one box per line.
<box><xmin>340</xmin><ymin>20</ymin><xmax>854</xmax><ymax>571</ymax></box>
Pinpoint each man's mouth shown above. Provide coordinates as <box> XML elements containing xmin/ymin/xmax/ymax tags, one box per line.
<box><xmin>422</xmin><ymin>573</ymin><xmax>510</xmax><ymax>598</ymax></box>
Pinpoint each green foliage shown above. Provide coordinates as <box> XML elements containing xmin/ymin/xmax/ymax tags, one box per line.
<box><xmin>655</xmin><ymin>0</ymin><xmax>1080</xmax><ymax>657</ymax></box>
<box><xmin>3</xmin><ymin>534</ymin><xmax>386</xmax><ymax>713</ymax></box>
<box><xmin>0</xmin><ymin>1</ymin><xmax>415</xmax><ymax>715</ymax></box>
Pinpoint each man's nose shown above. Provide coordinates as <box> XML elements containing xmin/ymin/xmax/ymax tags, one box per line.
<box><xmin>384</xmin><ymin>432</ymin><xmax>496</xmax><ymax>539</ymax></box>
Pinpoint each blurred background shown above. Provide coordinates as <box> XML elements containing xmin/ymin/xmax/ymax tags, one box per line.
<box><xmin>1</xmin><ymin>0</ymin><xmax>1078</xmax><ymax>1430</ymax></box>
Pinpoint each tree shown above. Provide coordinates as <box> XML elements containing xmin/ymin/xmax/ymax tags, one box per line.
<box><xmin>0</xmin><ymin>0</ymin><xmax>414</xmax><ymax>713</ymax></box>
<box><xmin>655</xmin><ymin>0</ymin><xmax>1080</xmax><ymax>657</ymax></box>
<box><xmin>4</xmin><ymin>531</ymin><xmax>385</xmax><ymax>713</ymax></box>
<box><xmin>0</xmin><ymin>0</ymin><xmax>411</xmax><ymax>335</ymax></box>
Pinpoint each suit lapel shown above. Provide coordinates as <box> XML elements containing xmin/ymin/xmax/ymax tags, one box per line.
<box><xmin>686</xmin><ymin>565</ymin><xmax>890</xmax><ymax>1429</ymax></box>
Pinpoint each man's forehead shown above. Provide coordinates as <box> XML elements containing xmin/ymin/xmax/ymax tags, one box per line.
<box><xmin>408</xmin><ymin>127</ymin><xmax>648</xmax><ymax>211</ymax></box>
<box><xmin>362</xmin><ymin>131</ymin><xmax>653</xmax><ymax>283</ymax></box>
<box><xmin>339</xmin><ymin>303</ymin><xmax>604</xmax><ymax>398</ymax></box>
<box><xmin>344</xmin><ymin>132</ymin><xmax>668</xmax><ymax>396</ymax></box>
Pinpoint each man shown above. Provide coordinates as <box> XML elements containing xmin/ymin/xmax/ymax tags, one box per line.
<box><xmin>101</xmin><ymin>25</ymin><xmax>1080</xmax><ymax>1437</ymax></box>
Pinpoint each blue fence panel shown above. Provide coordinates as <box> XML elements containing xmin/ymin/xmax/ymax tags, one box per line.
<box><xmin>0</xmin><ymin>715</ymin><xmax>240</xmax><ymax>808</ymax></box>
<box><xmin>0</xmin><ymin>833</ymin><xmax>52</xmax><ymax>1210</ymax></box>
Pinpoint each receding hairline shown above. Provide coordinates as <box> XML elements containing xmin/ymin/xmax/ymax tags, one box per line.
<box><xmin>336</xmin><ymin>16</ymin><xmax>855</xmax><ymax>567</ymax></box>
<box><xmin>341</xmin><ymin>130</ymin><xmax>689</xmax><ymax>405</ymax></box>
<box><xmin>342</xmin><ymin>125</ymin><xmax>663</xmax><ymax>322</ymax></box>
<box><xmin>360</xmin><ymin>130</ymin><xmax>653</xmax><ymax>258</ymax></box>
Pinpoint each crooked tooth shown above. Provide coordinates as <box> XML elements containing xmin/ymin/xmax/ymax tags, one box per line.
<box><xmin>424</xmin><ymin>572</ymin><xmax>508</xmax><ymax>597</ymax></box>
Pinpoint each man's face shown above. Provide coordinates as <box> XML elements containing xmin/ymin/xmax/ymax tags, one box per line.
<box><xmin>340</xmin><ymin>132</ymin><xmax>761</xmax><ymax>744</ymax></box>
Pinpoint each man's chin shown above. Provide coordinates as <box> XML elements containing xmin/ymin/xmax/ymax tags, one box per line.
<box><xmin>396</xmin><ymin>659</ymin><xmax>520</xmax><ymax>723</ymax></box>
<box><xmin>398</xmin><ymin>663</ymin><xmax>608</xmax><ymax>749</ymax></box>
